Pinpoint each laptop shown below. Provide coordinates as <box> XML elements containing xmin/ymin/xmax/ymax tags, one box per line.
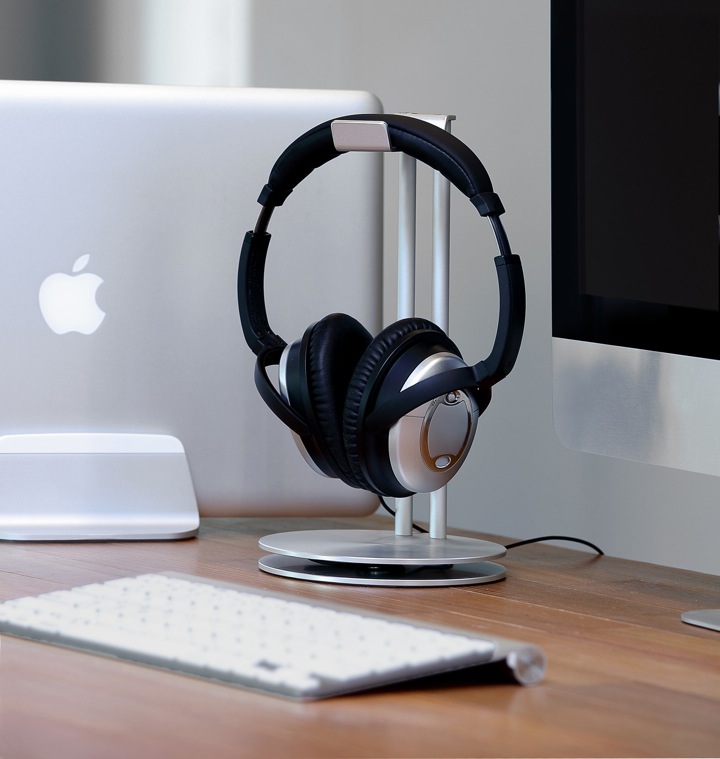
<box><xmin>0</xmin><ymin>80</ymin><xmax>382</xmax><ymax>538</ymax></box>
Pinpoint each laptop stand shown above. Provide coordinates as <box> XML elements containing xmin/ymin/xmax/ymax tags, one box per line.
<box><xmin>0</xmin><ymin>433</ymin><xmax>199</xmax><ymax>541</ymax></box>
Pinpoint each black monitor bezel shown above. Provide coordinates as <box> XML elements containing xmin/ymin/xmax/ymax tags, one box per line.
<box><xmin>551</xmin><ymin>0</ymin><xmax>720</xmax><ymax>361</ymax></box>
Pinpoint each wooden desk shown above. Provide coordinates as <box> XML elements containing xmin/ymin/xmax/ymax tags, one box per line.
<box><xmin>1</xmin><ymin>516</ymin><xmax>719</xmax><ymax>758</ymax></box>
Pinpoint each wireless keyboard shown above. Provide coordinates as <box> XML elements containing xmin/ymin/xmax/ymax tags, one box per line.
<box><xmin>0</xmin><ymin>571</ymin><xmax>545</xmax><ymax>700</ymax></box>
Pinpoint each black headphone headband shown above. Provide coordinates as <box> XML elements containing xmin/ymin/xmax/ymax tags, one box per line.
<box><xmin>256</xmin><ymin>113</ymin><xmax>505</xmax><ymax>215</ymax></box>
<box><xmin>238</xmin><ymin>114</ymin><xmax>526</xmax><ymax>437</ymax></box>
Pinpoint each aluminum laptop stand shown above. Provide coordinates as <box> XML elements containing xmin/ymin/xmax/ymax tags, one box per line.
<box><xmin>0</xmin><ymin>433</ymin><xmax>198</xmax><ymax>540</ymax></box>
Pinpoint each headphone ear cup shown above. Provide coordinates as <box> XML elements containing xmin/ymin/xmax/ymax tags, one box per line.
<box><xmin>281</xmin><ymin>313</ymin><xmax>372</xmax><ymax>485</ymax></box>
<box><xmin>343</xmin><ymin>317</ymin><xmax>453</xmax><ymax>495</ymax></box>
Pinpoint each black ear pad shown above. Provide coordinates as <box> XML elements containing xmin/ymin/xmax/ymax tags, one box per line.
<box><xmin>343</xmin><ymin>317</ymin><xmax>456</xmax><ymax>494</ymax></box>
<box><xmin>301</xmin><ymin>313</ymin><xmax>372</xmax><ymax>484</ymax></box>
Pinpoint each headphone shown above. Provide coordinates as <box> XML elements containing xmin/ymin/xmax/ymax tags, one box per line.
<box><xmin>239</xmin><ymin>114</ymin><xmax>525</xmax><ymax>499</ymax></box>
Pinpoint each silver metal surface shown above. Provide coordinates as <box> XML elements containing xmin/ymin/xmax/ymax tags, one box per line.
<box><xmin>681</xmin><ymin>609</ymin><xmax>720</xmax><ymax>632</ymax></box>
<box><xmin>501</xmin><ymin>646</ymin><xmax>547</xmax><ymax>686</ymax></box>
<box><xmin>258</xmin><ymin>529</ymin><xmax>506</xmax><ymax>564</ymax></box>
<box><xmin>0</xmin><ymin>80</ymin><xmax>382</xmax><ymax>519</ymax></box>
<box><xmin>390</xmin><ymin>353</ymin><xmax>479</xmax><ymax>493</ymax></box>
<box><xmin>330</xmin><ymin>119</ymin><xmax>392</xmax><ymax>152</ymax></box>
<box><xmin>553</xmin><ymin>337</ymin><xmax>720</xmax><ymax>476</ymax></box>
<box><xmin>397</xmin><ymin>113</ymin><xmax>456</xmax><ymax>132</ymax></box>
<box><xmin>394</xmin><ymin>113</ymin><xmax>456</xmax><ymax>539</ymax></box>
<box><xmin>258</xmin><ymin>553</ymin><xmax>506</xmax><ymax>586</ymax></box>
<box><xmin>428</xmin><ymin>114</ymin><xmax>454</xmax><ymax>541</ymax></box>
<box><xmin>0</xmin><ymin>433</ymin><xmax>198</xmax><ymax>540</ymax></box>
<box><xmin>397</xmin><ymin>151</ymin><xmax>418</xmax><ymax>319</ymax></box>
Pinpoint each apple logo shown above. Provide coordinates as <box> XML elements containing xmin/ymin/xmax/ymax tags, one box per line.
<box><xmin>38</xmin><ymin>254</ymin><xmax>106</xmax><ymax>335</ymax></box>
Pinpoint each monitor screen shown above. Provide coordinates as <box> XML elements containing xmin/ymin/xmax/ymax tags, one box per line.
<box><xmin>551</xmin><ymin>0</ymin><xmax>720</xmax><ymax>475</ymax></box>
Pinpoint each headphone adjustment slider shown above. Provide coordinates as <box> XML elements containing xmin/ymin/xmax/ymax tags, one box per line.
<box><xmin>330</xmin><ymin>120</ymin><xmax>392</xmax><ymax>153</ymax></box>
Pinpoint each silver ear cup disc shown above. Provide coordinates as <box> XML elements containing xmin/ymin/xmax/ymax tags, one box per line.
<box><xmin>388</xmin><ymin>352</ymin><xmax>480</xmax><ymax>493</ymax></box>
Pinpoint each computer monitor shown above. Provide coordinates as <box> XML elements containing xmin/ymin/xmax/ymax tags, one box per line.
<box><xmin>0</xmin><ymin>80</ymin><xmax>383</xmax><ymax>538</ymax></box>
<box><xmin>551</xmin><ymin>0</ymin><xmax>720</xmax><ymax>477</ymax></box>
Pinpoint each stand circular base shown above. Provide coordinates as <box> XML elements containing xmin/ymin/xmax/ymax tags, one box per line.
<box><xmin>259</xmin><ymin>529</ymin><xmax>506</xmax><ymax>564</ymax></box>
<box><xmin>257</xmin><ymin>529</ymin><xmax>508</xmax><ymax>586</ymax></box>
<box><xmin>259</xmin><ymin>553</ymin><xmax>507</xmax><ymax>587</ymax></box>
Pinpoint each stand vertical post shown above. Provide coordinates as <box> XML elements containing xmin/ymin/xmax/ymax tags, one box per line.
<box><xmin>429</xmin><ymin>115</ymin><xmax>454</xmax><ymax>540</ymax></box>
<box><xmin>396</xmin><ymin>114</ymin><xmax>455</xmax><ymax>540</ymax></box>
<box><xmin>395</xmin><ymin>151</ymin><xmax>418</xmax><ymax>537</ymax></box>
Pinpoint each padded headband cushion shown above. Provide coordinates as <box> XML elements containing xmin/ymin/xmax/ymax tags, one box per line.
<box><xmin>258</xmin><ymin>114</ymin><xmax>502</xmax><ymax>215</ymax></box>
<box><xmin>304</xmin><ymin>313</ymin><xmax>372</xmax><ymax>487</ymax></box>
<box><xmin>342</xmin><ymin>317</ymin><xmax>455</xmax><ymax>491</ymax></box>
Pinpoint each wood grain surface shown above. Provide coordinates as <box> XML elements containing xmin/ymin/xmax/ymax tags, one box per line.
<box><xmin>1</xmin><ymin>516</ymin><xmax>718</xmax><ymax>758</ymax></box>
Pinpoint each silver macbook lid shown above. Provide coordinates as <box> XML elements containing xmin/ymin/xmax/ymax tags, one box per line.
<box><xmin>0</xmin><ymin>80</ymin><xmax>383</xmax><ymax>518</ymax></box>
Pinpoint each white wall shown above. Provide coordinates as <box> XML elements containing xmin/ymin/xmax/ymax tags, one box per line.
<box><xmin>245</xmin><ymin>0</ymin><xmax>720</xmax><ymax>575</ymax></box>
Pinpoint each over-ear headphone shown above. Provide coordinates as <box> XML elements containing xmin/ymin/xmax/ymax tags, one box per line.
<box><xmin>239</xmin><ymin>114</ymin><xmax>525</xmax><ymax>499</ymax></box>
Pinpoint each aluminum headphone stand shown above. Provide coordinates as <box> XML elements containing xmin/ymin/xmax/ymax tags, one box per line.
<box><xmin>258</xmin><ymin>115</ymin><xmax>507</xmax><ymax>586</ymax></box>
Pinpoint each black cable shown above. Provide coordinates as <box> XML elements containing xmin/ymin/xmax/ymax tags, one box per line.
<box><xmin>505</xmin><ymin>535</ymin><xmax>604</xmax><ymax>555</ymax></box>
<box><xmin>377</xmin><ymin>498</ymin><xmax>604</xmax><ymax>554</ymax></box>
